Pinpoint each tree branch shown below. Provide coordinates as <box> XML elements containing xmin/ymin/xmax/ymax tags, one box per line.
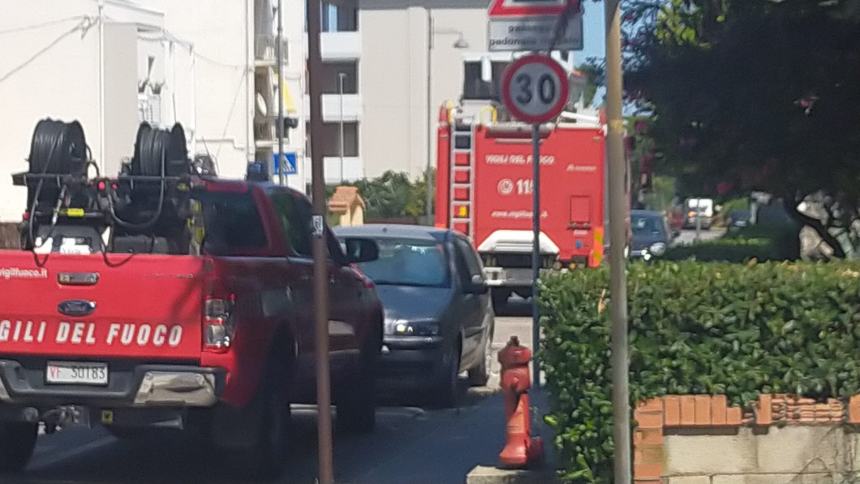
<box><xmin>782</xmin><ymin>198</ymin><xmax>847</xmax><ymax>259</ymax></box>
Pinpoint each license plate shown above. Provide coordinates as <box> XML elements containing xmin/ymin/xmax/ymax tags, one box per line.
<box><xmin>46</xmin><ymin>362</ymin><xmax>109</xmax><ymax>386</ymax></box>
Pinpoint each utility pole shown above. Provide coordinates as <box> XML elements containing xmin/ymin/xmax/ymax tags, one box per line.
<box><xmin>605</xmin><ymin>0</ymin><xmax>631</xmax><ymax>483</ymax></box>
<box><xmin>426</xmin><ymin>10</ymin><xmax>434</xmax><ymax>225</ymax></box>
<box><xmin>276</xmin><ymin>0</ymin><xmax>285</xmax><ymax>185</ymax></box>
<box><xmin>339</xmin><ymin>72</ymin><xmax>346</xmax><ymax>184</ymax></box>
<box><xmin>531</xmin><ymin>123</ymin><xmax>541</xmax><ymax>387</ymax></box>
<box><xmin>306</xmin><ymin>0</ymin><xmax>334</xmax><ymax>482</ymax></box>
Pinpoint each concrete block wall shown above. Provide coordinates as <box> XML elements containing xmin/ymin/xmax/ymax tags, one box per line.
<box><xmin>634</xmin><ymin>395</ymin><xmax>860</xmax><ymax>484</ymax></box>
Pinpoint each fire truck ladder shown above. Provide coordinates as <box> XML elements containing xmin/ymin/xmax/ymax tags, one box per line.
<box><xmin>449</xmin><ymin>117</ymin><xmax>475</xmax><ymax>239</ymax></box>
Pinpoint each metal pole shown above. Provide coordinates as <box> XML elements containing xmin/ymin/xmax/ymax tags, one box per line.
<box><xmin>307</xmin><ymin>0</ymin><xmax>334</xmax><ymax>481</ymax></box>
<box><xmin>531</xmin><ymin>123</ymin><xmax>541</xmax><ymax>387</ymax></box>
<box><xmin>277</xmin><ymin>0</ymin><xmax>285</xmax><ymax>185</ymax></box>
<box><xmin>605</xmin><ymin>0</ymin><xmax>631</xmax><ymax>482</ymax></box>
<box><xmin>339</xmin><ymin>73</ymin><xmax>345</xmax><ymax>184</ymax></box>
<box><xmin>98</xmin><ymin>0</ymin><xmax>105</xmax><ymax>168</ymax></box>
<box><xmin>695</xmin><ymin>201</ymin><xmax>702</xmax><ymax>241</ymax></box>
<box><xmin>426</xmin><ymin>10</ymin><xmax>434</xmax><ymax>225</ymax></box>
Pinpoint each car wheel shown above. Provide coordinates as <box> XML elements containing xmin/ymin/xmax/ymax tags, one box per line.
<box><xmin>337</xmin><ymin>350</ymin><xmax>377</xmax><ymax>434</ymax></box>
<box><xmin>0</xmin><ymin>422</ymin><xmax>37</xmax><ymax>473</ymax></box>
<box><xmin>432</xmin><ymin>340</ymin><xmax>462</xmax><ymax>408</ymax></box>
<box><xmin>468</xmin><ymin>326</ymin><xmax>494</xmax><ymax>387</ymax></box>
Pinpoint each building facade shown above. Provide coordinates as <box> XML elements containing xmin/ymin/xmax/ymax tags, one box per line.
<box><xmin>0</xmin><ymin>0</ymin><xmax>263</xmax><ymax>222</ymax></box>
<box><xmin>358</xmin><ymin>0</ymin><xmax>491</xmax><ymax>180</ymax></box>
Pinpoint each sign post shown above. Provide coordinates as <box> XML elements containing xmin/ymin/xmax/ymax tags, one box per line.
<box><xmin>501</xmin><ymin>54</ymin><xmax>568</xmax><ymax>386</ymax></box>
<box><xmin>488</xmin><ymin>0</ymin><xmax>583</xmax><ymax>52</ymax></box>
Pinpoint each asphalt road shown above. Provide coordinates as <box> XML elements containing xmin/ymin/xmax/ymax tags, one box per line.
<box><xmin>9</xmin><ymin>310</ymin><xmax>543</xmax><ymax>484</ymax></box>
<box><xmin>674</xmin><ymin>227</ymin><xmax>726</xmax><ymax>246</ymax></box>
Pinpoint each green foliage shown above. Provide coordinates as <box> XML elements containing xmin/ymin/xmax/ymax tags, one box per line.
<box><xmin>666</xmin><ymin>222</ymin><xmax>800</xmax><ymax>262</ymax></box>
<box><xmin>664</xmin><ymin>236</ymin><xmax>778</xmax><ymax>262</ymax></box>
<box><xmin>622</xmin><ymin>0</ymin><xmax>860</xmax><ymax>255</ymax></box>
<box><xmin>642</xmin><ymin>176</ymin><xmax>676</xmax><ymax>213</ymax></box>
<box><xmin>540</xmin><ymin>261</ymin><xmax>860</xmax><ymax>482</ymax></box>
<box><xmin>335</xmin><ymin>170</ymin><xmax>433</xmax><ymax>221</ymax></box>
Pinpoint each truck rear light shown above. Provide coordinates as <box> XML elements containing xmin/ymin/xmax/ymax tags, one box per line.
<box><xmin>203</xmin><ymin>295</ymin><xmax>236</xmax><ymax>352</ymax></box>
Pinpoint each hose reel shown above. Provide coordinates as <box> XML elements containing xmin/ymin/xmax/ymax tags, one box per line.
<box><xmin>131</xmin><ymin>122</ymin><xmax>190</xmax><ymax>177</ymax></box>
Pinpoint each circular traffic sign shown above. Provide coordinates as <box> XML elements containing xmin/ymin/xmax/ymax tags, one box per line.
<box><xmin>501</xmin><ymin>54</ymin><xmax>569</xmax><ymax>124</ymax></box>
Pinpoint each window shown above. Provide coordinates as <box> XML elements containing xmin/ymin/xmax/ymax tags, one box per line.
<box><xmin>454</xmin><ymin>237</ymin><xmax>483</xmax><ymax>283</ymax></box>
<box><xmin>353</xmin><ymin>238</ymin><xmax>449</xmax><ymax>287</ymax></box>
<box><xmin>196</xmin><ymin>191</ymin><xmax>267</xmax><ymax>255</ymax></box>
<box><xmin>270</xmin><ymin>191</ymin><xmax>313</xmax><ymax>257</ymax></box>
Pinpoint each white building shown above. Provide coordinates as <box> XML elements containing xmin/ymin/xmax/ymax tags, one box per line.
<box><xmin>0</xmin><ymin>0</ymin><xmax>316</xmax><ymax>223</ymax></box>
<box><xmin>358</xmin><ymin>0</ymin><xmax>490</xmax><ymax>180</ymax></box>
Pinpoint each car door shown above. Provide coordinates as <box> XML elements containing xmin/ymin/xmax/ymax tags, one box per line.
<box><xmin>268</xmin><ymin>189</ymin><xmax>316</xmax><ymax>387</ymax></box>
<box><xmin>451</xmin><ymin>235</ymin><xmax>489</xmax><ymax>368</ymax></box>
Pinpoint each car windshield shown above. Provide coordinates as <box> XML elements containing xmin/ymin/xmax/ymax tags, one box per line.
<box><xmin>632</xmin><ymin>214</ymin><xmax>666</xmax><ymax>237</ymax></box>
<box><xmin>355</xmin><ymin>237</ymin><xmax>449</xmax><ymax>287</ymax></box>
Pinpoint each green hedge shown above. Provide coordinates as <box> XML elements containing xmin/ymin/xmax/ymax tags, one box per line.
<box><xmin>665</xmin><ymin>223</ymin><xmax>799</xmax><ymax>262</ymax></box>
<box><xmin>540</xmin><ymin>261</ymin><xmax>860</xmax><ymax>483</ymax></box>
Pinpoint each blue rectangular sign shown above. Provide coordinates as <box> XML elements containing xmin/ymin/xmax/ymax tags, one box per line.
<box><xmin>273</xmin><ymin>152</ymin><xmax>298</xmax><ymax>175</ymax></box>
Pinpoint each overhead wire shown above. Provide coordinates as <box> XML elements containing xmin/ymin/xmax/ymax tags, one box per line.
<box><xmin>0</xmin><ymin>16</ymin><xmax>88</xmax><ymax>36</ymax></box>
<box><xmin>0</xmin><ymin>16</ymin><xmax>96</xmax><ymax>84</ymax></box>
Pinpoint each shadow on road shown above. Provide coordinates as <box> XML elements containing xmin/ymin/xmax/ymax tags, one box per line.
<box><xmin>10</xmin><ymin>385</ymin><xmax>506</xmax><ymax>484</ymax></box>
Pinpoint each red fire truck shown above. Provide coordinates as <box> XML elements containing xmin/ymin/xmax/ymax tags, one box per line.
<box><xmin>435</xmin><ymin>103</ymin><xmax>606</xmax><ymax>308</ymax></box>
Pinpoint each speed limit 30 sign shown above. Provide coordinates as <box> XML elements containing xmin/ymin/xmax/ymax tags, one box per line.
<box><xmin>501</xmin><ymin>54</ymin><xmax>569</xmax><ymax>124</ymax></box>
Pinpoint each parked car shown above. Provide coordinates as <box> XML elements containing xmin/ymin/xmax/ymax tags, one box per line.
<box><xmin>629</xmin><ymin>210</ymin><xmax>675</xmax><ymax>261</ymax></box>
<box><xmin>727</xmin><ymin>209</ymin><xmax>752</xmax><ymax>230</ymax></box>
<box><xmin>335</xmin><ymin>225</ymin><xmax>495</xmax><ymax>407</ymax></box>
<box><xmin>683</xmin><ymin>197</ymin><xmax>715</xmax><ymax>229</ymax></box>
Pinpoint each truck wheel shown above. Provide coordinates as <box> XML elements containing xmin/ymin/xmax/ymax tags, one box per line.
<box><xmin>244</xmin><ymin>383</ymin><xmax>291</xmax><ymax>480</ymax></box>
<box><xmin>432</xmin><ymin>340</ymin><xmax>462</xmax><ymax>408</ymax></box>
<box><xmin>0</xmin><ymin>422</ymin><xmax>37</xmax><ymax>472</ymax></box>
<box><xmin>337</xmin><ymin>348</ymin><xmax>377</xmax><ymax>434</ymax></box>
<box><xmin>468</xmin><ymin>324</ymin><xmax>494</xmax><ymax>387</ymax></box>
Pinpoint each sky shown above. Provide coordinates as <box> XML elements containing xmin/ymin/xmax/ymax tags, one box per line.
<box><xmin>577</xmin><ymin>0</ymin><xmax>607</xmax><ymax>65</ymax></box>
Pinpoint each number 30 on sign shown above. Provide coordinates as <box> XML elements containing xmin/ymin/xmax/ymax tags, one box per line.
<box><xmin>501</xmin><ymin>54</ymin><xmax>570</xmax><ymax>124</ymax></box>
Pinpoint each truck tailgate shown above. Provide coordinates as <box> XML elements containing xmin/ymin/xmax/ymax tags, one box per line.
<box><xmin>0</xmin><ymin>251</ymin><xmax>208</xmax><ymax>361</ymax></box>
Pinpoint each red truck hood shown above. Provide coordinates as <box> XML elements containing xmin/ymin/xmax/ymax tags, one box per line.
<box><xmin>0</xmin><ymin>250</ymin><xmax>209</xmax><ymax>361</ymax></box>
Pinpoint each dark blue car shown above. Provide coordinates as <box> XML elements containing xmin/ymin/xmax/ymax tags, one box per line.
<box><xmin>335</xmin><ymin>225</ymin><xmax>495</xmax><ymax>407</ymax></box>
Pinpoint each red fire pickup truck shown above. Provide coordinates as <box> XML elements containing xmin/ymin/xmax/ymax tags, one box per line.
<box><xmin>0</xmin><ymin>172</ymin><xmax>382</xmax><ymax>478</ymax></box>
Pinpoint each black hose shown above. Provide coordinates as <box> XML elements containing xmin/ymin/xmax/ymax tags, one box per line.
<box><xmin>105</xmin><ymin>149</ymin><xmax>167</xmax><ymax>231</ymax></box>
<box><xmin>28</xmin><ymin>119</ymin><xmax>86</xmax><ymax>175</ymax></box>
<box><xmin>25</xmin><ymin>119</ymin><xmax>88</xmax><ymax>249</ymax></box>
<box><xmin>132</xmin><ymin>122</ymin><xmax>189</xmax><ymax>176</ymax></box>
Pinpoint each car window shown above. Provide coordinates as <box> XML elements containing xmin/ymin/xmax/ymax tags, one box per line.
<box><xmin>354</xmin><ymin>237</ymin><xmax>449</xmax><ymax>287</ymax></box>
<box><xmin>631</xmin><ymin>214</ymin><xmax>666</xmax><ymax>237</ymax></box>
<box><xmin>196</xmin><ymin>191</ymin><xmax>267</xmax><ymax>256</ymax></box>
<box><xmin>454</xmin><ymin>237</ymin><xmax>483</xmax><ymax>283</ymax></box>
<box><xmin>270</xmin><ymin>191</ymin><xmax>313</xmax><ymax>257</ymax></box>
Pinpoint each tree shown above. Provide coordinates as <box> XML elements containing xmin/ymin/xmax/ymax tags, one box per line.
<box><xmin>618</xmin><ymin>0</ymin><xmax>860</xmax><ymax>257</ymax></box>
<box><xmin>332</xmin><ymin>170</ymin><xmax>433</xmax><ymax>221</ymax></box>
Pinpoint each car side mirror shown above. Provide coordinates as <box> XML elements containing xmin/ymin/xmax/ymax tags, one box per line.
<box><xmin>464</xmin><ymin>274</ymin><xmax>488</xmax><ymax>295</ymax></box>
<box><xmin>343</xmin><ymin>237</ymin><xmax>379</xmax><ymax>264</ymax></box>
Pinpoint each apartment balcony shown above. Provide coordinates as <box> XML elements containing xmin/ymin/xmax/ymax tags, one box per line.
<box><xmin>303</xmin><ymin>94</ymin><xmax>362</xmax><ymax>122</ymax></box>
<box><xmin>304</xmin><ymin>31</ymin><xmax>361</xmax><ymax>61</ymax></box>
<box><xmin>324</xmin><ymin>156</ymin><xmax>363</xmax><ymax>184</ymax></box>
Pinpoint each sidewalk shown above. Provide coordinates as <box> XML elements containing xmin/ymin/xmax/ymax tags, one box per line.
<box><xmin>286</xmin><ymin>310</ymin><xmax>559</xmax><ymax>484</ymax></box>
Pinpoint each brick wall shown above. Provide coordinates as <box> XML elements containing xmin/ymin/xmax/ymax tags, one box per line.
<box><xmin>634</xmin><ymin>395</ymin><xmax>860</xmax><ymax>483</ymax></box>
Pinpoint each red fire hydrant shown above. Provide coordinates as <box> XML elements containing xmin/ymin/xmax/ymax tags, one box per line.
<box><xmin>498</xmin><ymin>336</ymin><xmax>543</xmax><ymax>468</ymax></box>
